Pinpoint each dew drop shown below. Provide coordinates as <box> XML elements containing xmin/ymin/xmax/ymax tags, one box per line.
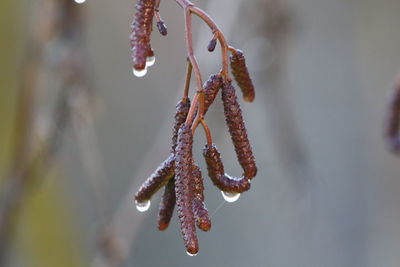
<box><xmin>74</xmin><ymin>0</ymin><xmax>86</xmax><ymax>4</ymax></box>
<box><xmin>135</xmin><ymin>200</ymin><xmax>150</xmax><ymax>212</ymax></box>
<box><xmin>186</xmin><ymin>251</ymin><xmax>198</xmax><ymax>257</ymax></box>
<box><xmin>221</xmin><ymin>191</ymin><xmax>240</xmax><ymax>203</ymax></box>
<box><xmin>146</xmin><ymin>56</ymin><xmax>156</xmax><ymax>67</ymax></box>
<box><xmin>133</xmin><ymin>67</ymin><xmax>147</xmax><ymax>77</ymax></box>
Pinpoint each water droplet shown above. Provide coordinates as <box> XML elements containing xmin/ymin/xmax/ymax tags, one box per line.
<box><xmin>146</xmin><ymin>56</ymin><xmax>156</xmax><ymax>67</ymax></box>
<box><xmin>133</xmin><ymin>67</ymin><xmax>147</xmax><ymax>77</ymax></box>
<box><xmin>221</xmin><ymin>191</ymin><xmax>240</xmax><ymax>203</ymax></box>
<box><xmin>135</xmin><ymin>200</ymin><xmax>150</xmax><ymax>212</ymax></box>
<box><xmin>186</xmin><ymin>251</ymin><xmax>198</xmax><ymax>257</ymax></box>
<box><xmin>74</xmin><ymin>0</ymin><xmax>86</xmax><ymax>4</ymax></box>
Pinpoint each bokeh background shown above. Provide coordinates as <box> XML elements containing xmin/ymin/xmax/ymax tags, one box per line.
<box><xmin>1</xmin><ymin>0</ymin><xmax>400</xmax><ymax>266</ymax></box>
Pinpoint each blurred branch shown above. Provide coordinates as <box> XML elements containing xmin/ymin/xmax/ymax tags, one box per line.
<box><xmin>0</xmin><ymin>1</ymin><xmax>100</xmax><ymax>264</ymax></box>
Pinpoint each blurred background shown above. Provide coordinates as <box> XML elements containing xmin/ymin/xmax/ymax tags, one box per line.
<box><xmin>1</xmin><ymin>0</ymin><xmax>400</xmax><ymax>266</ymax></box>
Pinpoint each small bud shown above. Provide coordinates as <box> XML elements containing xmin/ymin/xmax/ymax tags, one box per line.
<box><xmin>157</xmin><ymin>21</ymin><xmax>168</xmax><ymax>36</ymax></box>
<box><xmin>207</xmin><ymin>38</ymin><xmax>217</xmax><ymax>52</ymax></box>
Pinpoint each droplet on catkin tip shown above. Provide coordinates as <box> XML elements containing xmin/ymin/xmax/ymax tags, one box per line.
<box><xmin>133</xmin><ymin>67</ymin><xmax>147</xmax><ymax>77</ymax></box>
<box><xmin>74</xmin><ymin>0</ymin><xmax>86</xmax><ymax>4</ymax></box>
<box><xmin>146</xmin><ymin>56</ymin><xmax>156</xmax><ymax>67</ymax></box>
<box><xmin>135</xmin><ymin>200</ymin><xmax>150</xmax><ymax>212</ymax></box>
<box><xmin>186</xmin><ymin>251</ymin><xmax>198</xmax><ymax>257</ymax></box>
<box><xmin>221</xmin><ymin>191</ymin><xmax>240</xmax><ymax>203</ymax></box>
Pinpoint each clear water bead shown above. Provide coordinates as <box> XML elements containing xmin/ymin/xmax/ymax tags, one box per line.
<box><xmin>74</xmin><ymin>0</ymin><xmax>86</xmax><ymax>4</ymax></box>
<box><xmin>146</xmin><ymin>56</ymin><xmax>156</xmax><ymax>67</ymax></box>
<box><xmin>133</xmin><ymin>67</ymin><xmax>147</xmax><ymax>77</ymax></box>
<box><xmin>221</xmin><ymin>191</ymin><xmax>240</xmax><ymax>203</ymax></box>
<box><xmin>186</xmin><ymin>251</ymin><xmax>198</xmax><ymax>257</ymax></box>
<box><xmin>135</xmin><ymin>200</ymin><xmax>150</xmax><ymax>212</ymax></box>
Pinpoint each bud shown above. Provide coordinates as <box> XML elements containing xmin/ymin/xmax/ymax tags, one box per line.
<box><xmin>207</xmin><ymin>38</ymin><xmax>217</xmax><ymax>52</ymax></box>
<box><xmin>157</xmin><ymin>21</ymin><xmax>168</xmax><ymax>36</ymax></box>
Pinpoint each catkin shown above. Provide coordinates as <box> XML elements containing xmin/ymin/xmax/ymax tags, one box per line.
<box><xmin>203</xmin><ymin>144</ymin><xmax>250</xmax><ymax>193</ymax></box>
<box><xmin>157</xmin><ymin>177</ymin><xmax>176</xmax><ymax>230</ymax></box>
<box><xmin>192</xmin><ymin>164</ymin><xmax>211</xmax><ymax>231</ymax></box>
<box><xmin>175</xmin><ymin>125</ymin><xmax>198</xmax><ymax>255</ymax></box>
<box><xmin>230</xmin><ymin>49</ymin><xmax>255</xmax><ymax>103</ymax></box>
<box><xmin>131</xmin><ymin>0</ymin><xmax>156</xmax><ymax>70</ymax></box>
<box><xmin>135</xmin><ymin>154</ymin><xmax>175</xmax><ymax>203</ymax></box>
<box><xmin>171</xmin><ymin>98</ymin><xmax>191</xmax><ymax>153</ymax></box>
<box><xmin>221</xmin><ymin>82</ymin><xmax>257</xmax><ymax>179</ymax></box>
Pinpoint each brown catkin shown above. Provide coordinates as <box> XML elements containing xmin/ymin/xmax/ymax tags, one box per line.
<box><xmin>230</xmin><ymin>49</ymin><xmax>255</xmax><ymax>102</ymax></box>
<box><xmin>221</xmin><ymin>82</ymin><xmax>257</xmax><ymax>179</ymax></box>
<box><xmin>193</xmin><ymin>74</ymin><xmax>223</xmax><ymax>120</ymax></box>
<box><xmin>135</xmin><ymin>154</ymin><xmax>175</xmax><ymax>203</ymax></box>
<box><xmin>203</xmin><ymin>144</ymin><xmax>251</xmax><ymax>193</ymax></box>
<box><xmin>157</xmin><ymin>177</ymin><xmax>176</xmax><ymax>230</ymax></box>
<box><xmin>171</xmin><ymin>98</ymin><xmax>191</xmax><ymax>153</ymax></box>
<box><xmin>192</xmin><ymin>164</ymin><xmax>211</xmax><ymax>232</ymax></box>
<box><xmin>175</xmin><ymin>125</ymin><xmax>198</xmax><ymax>255</ymax></box>
<box><xmin>131</xmin><ymin>0</ymin><xmax>155</xmax><ymax>71</ymax></box>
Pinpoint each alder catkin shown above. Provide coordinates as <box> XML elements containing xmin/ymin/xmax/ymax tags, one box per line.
<box><xmin>221</xmin><ymin>82</ymin><xmax>257</xmax><ymax>179</ymax></box>
<box><xmin>192</xmin><ymin>164</ymin><xmax>211</xmax><ymax>232</ymax></box>
<box><xmin>135</xmin><ymin>154</ymin><xmax>175</xmax><ymax>203</ymax></box>
<box><xmin>230</xmin><ymin>49</ymin><xmax>255</xmax><ymax>102</ymax></box>
<box><xmin>157</xmin><ymin>177</ymin><xmax>176</xmax><ymax>230</ymax></box>
<box><xmin>203</xmin><ymin>144</ymin><xmax>250</xmax><ymax>193</ymax></box>
<box><xmin>175</xmin><ymin>125</ymin><xmax>198</xmax><ymax>255</ymax></box>
<box><xmin>171</xmin><ymin>98</ymin><xmax>191</xmax><ymax>153</ymax></box>
<box><xmin>131</xmin><ymin>0</ymin><xmax>156</xmax><ymax>70</ymax></box>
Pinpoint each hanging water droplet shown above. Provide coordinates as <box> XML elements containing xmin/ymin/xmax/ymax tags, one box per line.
<box><xmin>74</xmin><ymin>0</ymin><xmax>86</xmax><ymax>4</ymax></box>
<box><xmin>133</xmin><ymin>67</ymin><xmax>147</xmax><ymax>77</ymax></box>
<box><xmin>146</xmin><ymin>56</ymin><xmax>156</xmax><ymax>67</ymax></box>
<box><xmin>221</xmin><ymin>191</ymin><xmax>240</xmax><ymax>203</ymax></box>
<box><xmin>135</xmin><ymin>200</ymin><xmax>151</xmax><ymax>212</ymax></box>
<box><xmin>186</xmin><ymin>251</ymin><xmax>198</xmax><ymax>257</ymax></box>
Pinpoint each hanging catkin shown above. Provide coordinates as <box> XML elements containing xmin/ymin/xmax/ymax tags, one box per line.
<box><xmin>221</xmin><ymin>81</ymin><xmax>257</xmax><ymax>179</ymax></box>
<box><xmin>131</xmin><ymin>0</ymin><xmax>156</xmax><ymax>71</ymax></box>
<box><xmin>230</xmin><ymin>49</ymin><xmax>255</xmax><ymax>103</ymax></box>
<box><xmin>175</xmin><ymin>125</ymin><xmax>198</xmax><ymax>255</ymax></box>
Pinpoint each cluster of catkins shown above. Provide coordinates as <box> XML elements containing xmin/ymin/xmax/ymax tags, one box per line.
<box><xmin>131</xmin><ymin>0</ymin><xmax>257</xmax><ymax>256</ymax></box>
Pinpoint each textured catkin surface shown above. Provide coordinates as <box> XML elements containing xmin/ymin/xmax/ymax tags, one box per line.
<box><xmin>221</xmin><ymin>82</ymin><xmax>257</xmax><ymax>179</ymax></box>
<box><xmin>192</xmin><ymin>164</ymin><xmax>211</xmax><ymax>231</ymax></box>
<box><xmin>134</xmin><ymin>154</ymin><xmax>175</xmax><ymax>202</ymax></box>
<box><xmin>193</xmin><ymin>74</ymin><xmax>223</xmax><ymax>120</ymax></box>
<box><xmin>230</xmin><ymin>49</ymin><xmax>255</xmax><ymax>103</ymax></box>
<box><xmin>131</xmin><ymin>0</ymin><xmax>155</xmax><ymax>70</ymax></box>
<box><xmin>203</xmin><ymin>144</ymin><xmax>250</xmax><ymax>193</ymax></box>
<box><xmin>171</xmin><ymin>99</ymin><xmax>191</xmax><ymax>153</ymax></box>
<box><xmin>175</xmin><ymin>125</ymin><xmax>198</xmax><ymax>254</ymax></box>
<box><xmin>157</xmin><ymin>177</ymin><xmax>176</xmax><ymax>230</ymax></box>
